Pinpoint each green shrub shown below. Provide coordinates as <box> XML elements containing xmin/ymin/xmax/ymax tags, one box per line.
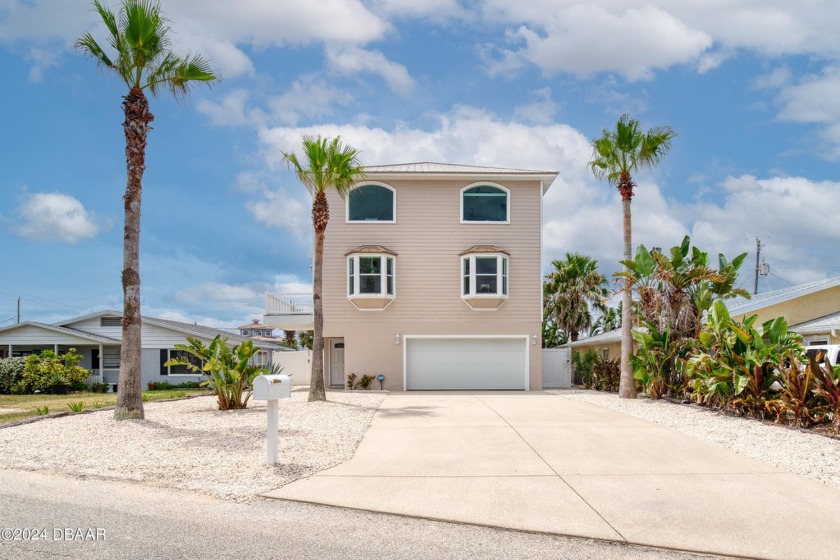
<box><xmin>0</xmin><ymin>357</ymin><xmax>26</xmax><ymax>394</ymax></box>
<box><xmin>36</xmin><ymin>406</ymin><xmax>49</xmax><ymax>415</ymax></box>
<box><xmin>68</xmin><ymin>401</ymin><xmax>84</xmax><ymax>413</ymax></box>
<box><xmin>16</xmin><ymin>349</ymin><xmax>91</xmax><ymax>394</ymax></box>
<box><xmin>357</xmin><ymin>374</ymin><xmax>375</xmax><ymax>390</ymax></box>
<box><xmin>572</xmin><ymin>349</ymin><xmax>600</xmax><ymax>388</ymax></box>
<box><xmin>346</xmin><ymin>373</ymin><xmax>357</xmax><ymax>390</ymax></box>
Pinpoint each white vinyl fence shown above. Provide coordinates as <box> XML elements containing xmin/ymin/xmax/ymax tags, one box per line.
<box><xmin>542</xmin><ymin>348</ymin><xmax>572</xmax><ymax>388</ymax></box>
<box><xmin>271</xmin><ymin>350</ymin><xmax>311</xmax><ymax>386</ymax></box>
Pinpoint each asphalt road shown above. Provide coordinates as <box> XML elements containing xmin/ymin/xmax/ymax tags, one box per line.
<box><xmin>0</xmin><ymin>470</ymin><xmax>729</xmax><ymax>560</ymax></box>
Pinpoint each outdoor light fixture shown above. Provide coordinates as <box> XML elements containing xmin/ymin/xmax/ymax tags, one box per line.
<box><xmin>395</xmin><ymin>333</ymin><xmax>401</xmax><ymax>345</ymax></box>
<box><xmin>532</xmin><ymin>334</ymin><xmax>538</xmax><ymax>345</ymax></box>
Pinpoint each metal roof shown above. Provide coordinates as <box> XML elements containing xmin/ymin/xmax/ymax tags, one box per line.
<box><xmin>563</xmin><ymin>328</ymin><xmax>623</xmax><ymax>348</ymax></box>
<box><xmin>726</xmin><ymin>276</ymin><xmax>840</xmax><ymax>316</ymax></box>
<box><xmin>361</xmin><ymin>161</ymin><xmax>558</xmax><ymax>189</ymax></box>
<box><xmin>364</xmin><ymin>161</ymin><xmax>556</xmax><ymax>175</ymax></box>
<box><xmin>0</xmin><ymin>321</ymin><xmax>121</xmax><ymax>344</ymax></box>
<box><xmin>50</xmin><ymin>309</ymin><xmax>284</xmax><ymax>350</ymax></box>
<box><xmin>790</xmin><ymin>311</ymin><xmax>840</xmax><ymax>334</ymax></box>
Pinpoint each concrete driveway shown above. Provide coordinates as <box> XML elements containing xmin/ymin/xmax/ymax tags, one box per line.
<box><xmin>264</xmin><ymin>392</ymin><xmax>840</xmax><ymax>560</ymax></box>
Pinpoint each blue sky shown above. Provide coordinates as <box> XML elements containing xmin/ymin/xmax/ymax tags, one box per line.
<box><xmin>1</xmin><ymin>0</ymin><xmax>839</xmax><ymax>327</ymax></box>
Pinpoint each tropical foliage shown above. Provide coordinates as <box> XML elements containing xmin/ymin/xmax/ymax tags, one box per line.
<box><xmin>165</xmin><ymin>336</ymin><xmax>264</xmax><ymax>410</ymax></box>
<box><xmin>77</xmin><ymin>0</ymin><xmax>219</xmax><ymax>420</ymax></box>
<box><xmin>282</xmin><ymin>135</ymin><xmax>365</xmax><ymax>402</ymax></box>
<box><xmin>619</xmin><ymin>236</ymin><xmax>749</xmax><ymax>398</ymax></box>
<box><xmin>544</xmin><ymin>253</ymin><xmax>608</xmax><ymax>342</ymax></box>
<box><xmin>589</xmin><ymin>114</ymin><xmax>676</xmax><ymax>399</ymax></box>
<box><xmin>684</xmin><ymin>301</ymin><xmax>802</xmax><ymax>417</ymax></box>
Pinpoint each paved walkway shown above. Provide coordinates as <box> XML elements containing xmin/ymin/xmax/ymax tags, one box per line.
<box><xmin>264</xmin><ymin>392</ymin><xmax>840</xmax><ymax>560</ymax></box>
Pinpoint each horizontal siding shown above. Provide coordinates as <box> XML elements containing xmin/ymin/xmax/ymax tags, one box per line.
<box><xmin>62</xmin><ymin>317</ymin><xmax>122</xmax><ymax>338</ymax></box>
<box><xmin>322</xmin><ymin>178</ymin><xmax>543</xmax><ymax>328</ymax></box>
<box><xmin>0</xmin><ymin>325</ymin><xmax>96</xmax><ymax>346</ymax></box>
<box><xmin>140</xmin><ymin>324</ymin><xmax>214</xmax><ymax>349</ymax></box>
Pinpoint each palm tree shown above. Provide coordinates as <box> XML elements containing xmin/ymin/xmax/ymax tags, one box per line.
<box><xmin>589</xmin><ymin>114</ymin><xmax>675</xmax><ymax>399</ymax></box>
<box><xmin>77</xmin><ymin>0</ymin><xmax>218</xmax><ymax>419</ymax></box>
<box><xmin>544</xmin><ymin>253</ymin><xmax>608</xmax><ymax>342</ymax></box>
<box><xmin>282</xmin><ymin>136</ymin><xmax>365</xmax><ymax>402</ymax></box>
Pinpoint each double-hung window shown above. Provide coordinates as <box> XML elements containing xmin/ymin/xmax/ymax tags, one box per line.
<box><xmin>460</xmin><ymin>247</ymin><xmax>509</xmax><ymax>310</ymax></box>
<box><xmin>462</xmin><ymin>254</ymin><xmax>508</xmax><ymax>297</ymax></box>
<box><xmin>347</xmin><ymin>250</ymin><xmax>396</xmax><ymax>310</ymax></box>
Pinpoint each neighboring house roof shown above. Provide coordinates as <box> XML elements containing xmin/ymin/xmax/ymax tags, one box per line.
<box><xmin>564</xmin><ymin>329</ymin><xmax>623</xmax><ymax>348</ymax></box>
<box><xmin>726</xmin><ymin>277</ymin><xmax>840</xmax><ymax>317</ymax></box>
<box><xmin>564</xmin><ymin>277</ymin><xmax>840</xmax><ymax>349</ymax></box>
<box><xmin>361</xmin><ymin>161</ymin><xmax>558</xmax><ymax>188</ymax></box>
<box><xmin>790</xmin><ymin>311</ymin><xmax>840</xmax><ymax>335</ymax></box>
<box><xmin>49</xmin><ymin>309</ymin><xmax>285</xmax><ymax>351</ymax></box>
<box><xmin>236</xmin><ymin>319</ymin><xmax>272</xmax><ymax>331</ymax></box>
<box><xmin>0</xmin><ymin>321</ymin><xmax>121</xmax><ymax>344</ymax></box>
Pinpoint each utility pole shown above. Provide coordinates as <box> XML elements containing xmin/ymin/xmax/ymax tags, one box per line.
<box><xmin>16</xmin><ymin>297</ymin><xmax>20</xmax><ymax>323</ymax></box>
<box><xmin>753</xmin><ymin>238</ymin><xmax>762</xmax><ymax>295</ymax></box>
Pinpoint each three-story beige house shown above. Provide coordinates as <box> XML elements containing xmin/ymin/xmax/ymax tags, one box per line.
<box><xmin>265</xmin><ymin>162</ymin><xmax>557</xmax><ymax>391</ymax></box>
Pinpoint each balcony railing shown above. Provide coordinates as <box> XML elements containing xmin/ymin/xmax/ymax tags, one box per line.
<box><xmin>265</xmin><ymin>292</ymin><xmax>314</xmax><ymax>315</ymax></box>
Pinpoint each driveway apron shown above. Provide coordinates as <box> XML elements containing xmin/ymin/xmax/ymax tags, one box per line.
<box><xmin>263</xmin><ymin>392</ymin><xmax>840</xmax><ymax>560</ymax></box>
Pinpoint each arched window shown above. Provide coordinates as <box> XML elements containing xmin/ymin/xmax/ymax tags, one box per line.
<box><xmin>461</xmin><ymin>184</ymin><xmax>509</xmax><ymax>223</ymax></box>
<box><xmin>347</xmin><ymin>183</ymin><xmax>396</xmax><ymax>222</ymax></box>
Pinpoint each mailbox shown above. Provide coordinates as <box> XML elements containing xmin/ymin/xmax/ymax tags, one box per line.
<box><xmin>252</xmin><ymin>374</ymin><xmax>291</xmax><ymax>400</ymax></box>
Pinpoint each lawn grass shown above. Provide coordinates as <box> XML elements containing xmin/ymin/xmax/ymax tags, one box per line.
<box><xmin>0</xmin><ymin>389</ymin><xmax>210</xmax><ymax>426</ymax></box>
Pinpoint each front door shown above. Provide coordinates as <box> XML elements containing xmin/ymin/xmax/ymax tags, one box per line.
<box><xmin>330</xmin><ymin>340</ymin><xmax>345</xmax><ymax>387</ymax></box>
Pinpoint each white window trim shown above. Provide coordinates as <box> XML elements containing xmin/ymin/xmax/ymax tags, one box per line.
<box><xmin>461</xmin><ymin>254</ymin><xmax>509</xmax><ymax>299</ymax></box>
<box><xmin>167</xmin><ymin>349</ymin><xmax>203</xmax><ymax>377</ymax></box>
<box><xmin>347</xmin><ymin>253</ymin><xmax>396</xmax><ymax>309</ymax></box>
<box><xmin>460</xmin><ymin>182</ymin><xmax>510</xmax><ymax>224</ymax></box>
<box><xmin>346</xmin><ymin>181</ymin><xmax>397</xmax><ymax>224</ymax></box>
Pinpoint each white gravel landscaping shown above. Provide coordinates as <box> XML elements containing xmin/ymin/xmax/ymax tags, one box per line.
<box><xmin>554</xmin><ymin>389</ymin><xmax>840</xmax><ymax>490</ymax></box>
<box><xmin>0</xmin><ymin>388</ymin><xmax>385</xmax><ymax>501</ymax></box>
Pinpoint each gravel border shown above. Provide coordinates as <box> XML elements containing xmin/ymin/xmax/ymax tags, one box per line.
<box><xmin>552</xmin><ymin>389</ymin><xmax>840</xmax><ymax>489</ymax></box>
<box><xmin>0</xmin><ymin>388</ymin><xmax>385</xmax><ymax>502</ymax></box>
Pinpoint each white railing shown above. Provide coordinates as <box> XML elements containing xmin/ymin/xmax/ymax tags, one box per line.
<box><xmin>86</xmin><ymin>370</ymin><xmax>104</xmax><ymax>385</ymax></box>
<box><xmin>265</xmin><ymin>293</ymin><xmax>314</xmax><ymax>315</ymax></box>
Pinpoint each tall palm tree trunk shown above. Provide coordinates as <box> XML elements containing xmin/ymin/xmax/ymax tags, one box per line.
<box><xmin>309</xmin><ymin>192</ymin><xmax>328</xmax><ymax>402</ymax></box>
<box><xmin>619</xmin><ymin>185</ymin><xmax>637</xmax><ymax>399</ymax></box>
<box><xmin>115</xmin><ymin>87</ymin><xmax>153</xmax><ymax>419</ymax></box>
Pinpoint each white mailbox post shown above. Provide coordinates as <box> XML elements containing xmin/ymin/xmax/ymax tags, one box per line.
<box><xmin>252</xmin><ymin>374</ymin><xmax>291</xmax><ymax>465</ymax></box>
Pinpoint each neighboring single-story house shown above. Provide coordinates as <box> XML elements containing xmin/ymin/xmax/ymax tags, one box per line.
<box><xmin>564</xmin><ymin>276</ymin><xmax>840</xmax><ymax>358</ymax></box>
<box><xmin>0</xmin><ymin>310</ymin><xmax>285</xmax><ymax>389</ymax></box>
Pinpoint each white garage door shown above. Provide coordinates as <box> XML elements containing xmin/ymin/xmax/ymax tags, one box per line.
<box><xmin>405</xmin><ymin>337</ymin><xmax>527</xmax><ymax>390</ymax></box>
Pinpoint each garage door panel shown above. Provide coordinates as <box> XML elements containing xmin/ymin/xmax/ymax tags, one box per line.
<box><xmin>406</xmin><ymin>338</ymin><xmax>526</xmax><ymax>390</ymax></box>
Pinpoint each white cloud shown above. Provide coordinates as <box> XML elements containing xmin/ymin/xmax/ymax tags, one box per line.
<box><xmin>268</xmin><ymin>75</ymin><xmax>353</xmax><ymax>125</ymax></box>
<box><xmin>369</xmin><ymin>0</ymin><xmax>468</xmax><ymax>20</ymax></box>
<box><xmin>513</xmin><ymin>87</ymin><xmax>560</xmax><ymax>124</ymax></box>
<box><xmin>754</xmin><ymin>66</ymin><xmax>792</xmax><ymax>89</ymax></box>
<box><xmin>245</xmin><ymin>186</ymin><xmax>311</xmax><ymax>239</ymax></box>
<box><xmin>478</xmin><ymin>1</ymin><xmax>840</xmax><ymax>80</ymax></box>
<box><xmin>25</xmin><ymin>47</ymin><xmax>59</xmax><ymax>83</ymax></box>
<box><xmin>196</xmin><ymin>89</ymin><xmax>256</xmax><ymax>127</ymax></box>
<box><xmin>326</xmin><ymin>46</ymin><xmax>414</xmax><ymax>93</ymax></box>
<box><xmin>13</xmin><ymin>192</ymin><xmax>100</xmax><ymax>243</ymax></box>
<box><xmin>2</xmin><ymin>0</ymin><xmax>390</xmax><ymax>81</ymax></box>
<box><xmin>778</xmin><ymin>66</ymin><xmax>840</xmax><ymax>124</ymax></box>
<box><xmin>484</xmin><ymin>4</ymin><xmax>712</xmax><ymax>80</ymax></box>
